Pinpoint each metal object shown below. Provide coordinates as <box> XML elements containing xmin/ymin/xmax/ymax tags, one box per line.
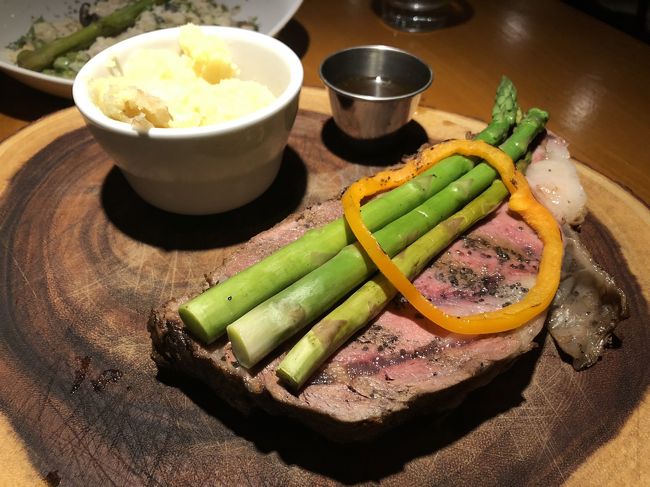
<box><xmin>319</xmin><ymin>45</ymin><xmax>432</xmax><ymax>139</ymax></box>
<box><xmin>379</xmin><ymin>0</ymin><xmax>459</xmax><ymax>32</ymax></box>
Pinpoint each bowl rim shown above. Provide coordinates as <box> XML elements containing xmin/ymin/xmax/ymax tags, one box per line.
<box><xmin>72</xmin><ymin>25</ymin><xmax>303</xmax><ymax>138</ymax></box>
<box><xmin>319</xmin><ymin>44</ymin><xmax>433</xmax><ymax>102</ymax></box>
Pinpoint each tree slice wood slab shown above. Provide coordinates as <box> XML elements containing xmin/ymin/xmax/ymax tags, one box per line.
<box><xmin>0</xmin><ymin>87</ymin><xmax>648</xmax><ymax>486</ymax></box>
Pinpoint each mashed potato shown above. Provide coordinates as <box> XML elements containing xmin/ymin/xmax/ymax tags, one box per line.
<box><xmin>89</xmin><ymin>24</ymin><xmax>275</xmax><ymax>129</ymax></box>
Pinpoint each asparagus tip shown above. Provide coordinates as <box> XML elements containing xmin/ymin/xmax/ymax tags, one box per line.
<box><xmin>528</xmin><ymin>107</ymin><xmax>550</xmax><ymax>121</ymax></box>
<box><xmin>492</xmin><ymin>75</ymin><xmax>520</xmax><ymax>127</ymax></box>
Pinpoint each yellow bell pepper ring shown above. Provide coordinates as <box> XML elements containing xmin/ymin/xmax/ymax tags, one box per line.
<box><xmin>342</xmin><ymin>139</ymin><xmax>563</xmax><ymax>335</ymax></box>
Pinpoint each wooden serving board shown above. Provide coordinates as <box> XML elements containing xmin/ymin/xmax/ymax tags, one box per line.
<box><xmin>0</xmin><ymin>87</ymin><xmax>648</xmax><ymax>486</ymax></box>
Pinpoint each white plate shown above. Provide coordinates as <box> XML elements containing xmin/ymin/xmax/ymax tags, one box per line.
<box><xmin>0</xmin><ymin>0</ymin><xmax>303</xmax><ymax>98</ymax></box>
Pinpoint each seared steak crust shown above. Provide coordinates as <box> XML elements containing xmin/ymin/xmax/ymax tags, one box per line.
<box><xmin>148</xmin><ymin>199</ymin><xmax>546</xmax><ymax>441</ymax></box>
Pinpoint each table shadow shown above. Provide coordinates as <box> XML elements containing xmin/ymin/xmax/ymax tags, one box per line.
<box><xmin>276</xmin><ymin>19</ymin><xmax>310</xmax><ymax>59</ymax></box>
<box><xmin>0</xmin><ymin>72</ymin><xmax>72</xmax><ymax>126</ymax></box>
<box><xmin>100</xmin><ymin>145</ymin><xmax>308</xmax><ymax>250</ymax></box>
<box><xmin>321</xmin><ymin>118</ymin><xmax>430</xmax><ymax>166</ymax></box>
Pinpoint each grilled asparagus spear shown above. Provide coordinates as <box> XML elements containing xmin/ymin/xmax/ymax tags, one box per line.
<box><xmin>17</xmin><ymin>0</ymin><xmax>163</xmax><ymax>72</ymax></box>
<box><xmin>228</xmin><ymin>109</ymin><xmax>549</xmax><ymax>368</ymax></box>
<box><xmin>277</xmin><ymin>154</ymin><xmax>534</xmax><ymax>389</ymax></box>
<box><xmin>180</xmin><ymin>77</ymin><xmax>521</xmax><ymax>344</ymax></box>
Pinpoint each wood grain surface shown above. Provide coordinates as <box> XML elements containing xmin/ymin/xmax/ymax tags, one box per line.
<box><xmin>0</xmin><ymin>88</ymin><xmax>648</xmax><ymax>486</ymax></box>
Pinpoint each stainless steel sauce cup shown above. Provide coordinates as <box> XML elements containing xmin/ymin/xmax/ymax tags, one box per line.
<box><xmin>320</xmin><ymin>45</ymin><xmax>432</xmax><ymax>139</ymax></box>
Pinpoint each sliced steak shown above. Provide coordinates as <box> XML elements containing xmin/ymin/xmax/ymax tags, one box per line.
<box><xmin>148</xmin><ymin>200</ymin><xmax>546</xmax><ymax>442</ymax></box>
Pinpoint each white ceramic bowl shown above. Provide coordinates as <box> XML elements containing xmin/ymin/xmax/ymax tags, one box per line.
<box><xmin>73</xmin><ymin>26</ymin><xmax>303</xmax><ymax>215</ymax></box>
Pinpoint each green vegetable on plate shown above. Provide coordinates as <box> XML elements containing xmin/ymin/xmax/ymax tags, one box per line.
<box><xmin>16</xmin><ymin>0</ymin><xmax>164</xmax><ymax>72</ymax></box>
<box><xmin>277</xmin><ymin>152</ymin><xmax>535</xmax><ymax>389</ymax></box>
<box><xmin>226</xmin><ymin>107</ymin><xmax>549</xmax><ymax>369</ymax></box>
<box><xmin>179</xmin><ymin>76</ymin><xmax>522</xmax><ymax>344</ymax></box>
